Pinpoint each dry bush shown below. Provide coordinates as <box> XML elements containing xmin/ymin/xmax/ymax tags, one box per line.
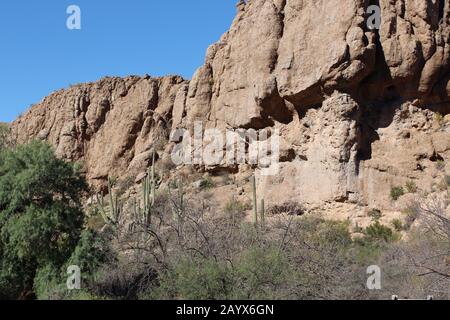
<box><xmin>375</xmin><ymin>192</ymin><xmax>450</xmax><ymax>299</ymax></box>
<box><xmin>267</xmin><ymin>201</ymin><xmax>305</xmax><ymax>216</ymax></box>
<box><xmin>86</xmin><ymin>181</ymin><xmax>450</xmax><ymax>300</ymax></box>
<box><xmin>109</xmin><ymin>190</ymin><xmax>372</xmax><ymax>299</ymax></box>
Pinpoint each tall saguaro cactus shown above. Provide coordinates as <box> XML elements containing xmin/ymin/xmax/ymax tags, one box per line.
<box><xmin>139</xmin><ymin>149</ymin><xmax>157</xmax><ymax>227</ymax></box>
<box><xmin>169</xmin><ymin>178</ymin><xmax>185</xmax><ymax>220</ymax></box>
<box><xmin>260</xmin><ymin>198</ymin><xmax>265</xmax><ymax>225</ymax></box>
<box><xmin>252</xmin><ymin>175</ymin><xmax>258</xmax><ymax>225</ymax></box>
<box><xmin>251</xmin><ymin>173</ymin><xmax>266</xmax><ymax>227</ymax></box>
<box><xmin>97</xmin><ymin>176</ymin><xmax>122</xmax><ymax>227</ymax></box>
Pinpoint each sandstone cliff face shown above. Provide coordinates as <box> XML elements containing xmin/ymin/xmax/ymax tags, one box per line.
<box><xmin>11</xmin><ymin>0</ymin><xmax>450</xmax><ymax>211</ymax></box>
<box><xmin>12</xmin><ymin>76</ymin><xmax>187</xmax><ymax>186</ymax></box>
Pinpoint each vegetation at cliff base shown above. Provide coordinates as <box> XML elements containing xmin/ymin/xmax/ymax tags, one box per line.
<box><xmin>0</xmin><ymin>140</ymin><xmax>449</xmax><ymax>300</ymax></box>
<box><xmin>0</xmin><ymin>141</ymin><xmax>106</xmax><ymax>299</ymax></box>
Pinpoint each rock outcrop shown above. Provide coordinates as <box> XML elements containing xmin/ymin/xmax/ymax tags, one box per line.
<box><xmin>12</xmin><ymin>76</ymin><xmax>187</xmax><ymax>187</ymax></box>
<box><xmin>11</xmin><ymin>0</ymin><xmax>450</xmax><ymax>212</ymax></box>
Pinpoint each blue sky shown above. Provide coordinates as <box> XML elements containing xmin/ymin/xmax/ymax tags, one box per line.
<box><xmin>0</xmin><ymin>1</ymin><xmax>236</xmax><ymax>122</ymax></box>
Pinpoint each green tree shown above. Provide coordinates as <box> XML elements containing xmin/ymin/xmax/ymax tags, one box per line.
<box><xmin>33</xmin><ymin>229</ymin><xmax>114</xmax><ymax>300</ymax></box>
<box><xmin>0</xmin><ymin>141</ymin><xmax>88</xmax><ymax>299</ymax></box>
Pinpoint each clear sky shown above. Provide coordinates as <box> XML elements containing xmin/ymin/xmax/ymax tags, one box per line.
<box><xmin>0</xmin><ymin>1</ymin><xmax>237</xmax><ymax>122</ymax></box>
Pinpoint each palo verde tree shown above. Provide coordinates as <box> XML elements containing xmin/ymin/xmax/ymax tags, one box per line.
<box><xmin>0</xmin><ymin>140</ymin><xmax>87</xmax><ymax>299</ymax></box>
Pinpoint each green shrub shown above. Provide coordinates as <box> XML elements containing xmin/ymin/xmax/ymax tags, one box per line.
<box><xmin>232</xmin><ymin>247</ymin><xmax>290</xmax><ymax>300</ymax></box>
<box><xmin>405</xmin><ymin>181</ymin><xmax>418</xmax><ymax>193</ymax></box>
<box><xmin>390</xmin><ymin>186</ymin><xmax>405</xmax><ymax>201</ymax></box>
<box><xmin>154</xmin><ymin>257</ymin><xmax>233</xmax><ymax>300</ymax></box>
<box><xmin>434</xmin><ymin>112</ymin><xmax>444</xmax><ymax>127</ymax></box>
<box><xmin>402</xmin><ymin>206</ymin><xmax>419</xmax><ymax>230</ymax></box>
<box><xmin>363</xmin><ymin>221</ymin><xmax>396</xmax><ymax>242</ymax></box>
<box><xmin>224</xmin><ymin>199</ymin><xmax>249</xmax><ymax>216</ymax></box>
<box><xmin>315</xmin><ymin>220</ymin><xmax>353</xmax><ymax>247</ymax></box>
<box><xmin>442</xmin><ymin>175</ymin><xmax>450</xmax><ymax>189</ymax></box>
<box><xmin>436</xmin><ymin>177</ymin><xmax>449</xmax><ymax>191</ymax></box>
<box><xmin>151</xmin><ymin>247</ymin><xmax>290</xmax><ymax>300</ymax></box>
<box><xmin>368</xmin><ymin>209</ymin><xmax>382</xmax><ymax>221</ymax></box>
<box><xmin>391</xmin><ymin>219</ymin><xmax>403</xmax><ymax>232</ymax></box>
<box><xmin>33</xmin><ymin>229</ymin><xmax>113</xmax><ymax>300</ymax></box>
<box><xmin>199</xmin><ymin>176</ymin><xmax>215</xmax><ymax>190</ymax></box>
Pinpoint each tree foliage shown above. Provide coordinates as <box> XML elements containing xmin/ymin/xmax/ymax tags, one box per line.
<box><xmin>0</xmin><ymin>141</ymin><xmax>88</xmax><ymax>299</ymax></box>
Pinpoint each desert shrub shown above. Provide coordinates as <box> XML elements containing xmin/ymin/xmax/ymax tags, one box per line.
<box><xmin>89</xmin><ymin>262</ymin><xmax>156</xmax><ymax>300</ymax></box>
<box><xmin>402</xmin><ymin>206</ymin><xmax>419</xmax><ymax>231</ymax></box>
<box><xmin>231</xmin><ymin>247</ymin><xmax>290</xmax><ymax>300</ymax></box>
<box><xmin>436</xmin><ymin>175</ymin><xmax>450</xmax><ymax>191</ymax></box>
<box><xmin>314</xmin><ymin>219</ymin><xmax>353</xmax><ymax>247</ymax></box>
<box><xmin>405</xmin><ymin>180</ymin><xmax>418</xmax><ymax>193</ymax></box>
<box><xmin>390</xmin><ymin>186</ymin><xmax>405</xmax><ymax>201</ymax></box>
<box><xmin>67</xmin><ymin>230</ymin><xmax>114</xmax><ymax>276</ymax></box>
<box><xmin>134</xmin><ymin>211</ymin><xmax>372</xmax><ymax>300</ymax></box>
<box><xmin>368</xmin><ymin>209</ymin><xmax>382</xmax><ymax>221</ymax></box>
<box><xmin>445</xmin><ymin>175</ymin><xmax>450</xmax><ymax>187</ymax></box>
<box><xmin>377</xmin><ymin>226</ymin><xmax>450</xmax><ymax>300</ymax></box>
<box><xmin>150</xmin><ymin>246</ymin><xmax>300</xmax><ymax>300</ymax></box>
<box><xmin>434</xmin><ymin>112</ymin><xmax>444</xmax><ymax>127</ymax></box>
<box><xmin>224</xmin><ymin>199</ymin><xmax>249</xmax><ymax>217</ymax></box>
<box><xmin>391</xmin><ymin>219</ymin><xmax>403</xmax><ymax>232</ymax></box>
<box><xmin>86</xmin><ymin>206</ymin><xmax>107</xmax><ymax>230</ymax></box>
<box><xmin>153</xmin><ymin>257</ymin><xmax>232</xmax><ymax>300</ymax></box>
<box><xmin>363</xmin><ymin>221</ymin><xmax>397</xmax><ymax>243</ymax></box>
<box><xmin>267</xmin><ymin>201</ymin><xmax>305</xmax><ymax>216</ymax></box>
<box><xmin>32</xmin><ymin>264</ymin><xmax>64</xmax><ymax>300</ymax></box>
<box><xmin>199</xmin><ymin>176</ymin><xmax>215</xmax><ymax>190</ymax></box>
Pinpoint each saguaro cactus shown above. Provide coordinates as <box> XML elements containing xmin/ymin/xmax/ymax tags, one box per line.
<box><xmin>260</xmin><ymin>198</ymin><xmax>265</xmax><ymax>225</ymax></box>
<box><xmin>139</xmin><ymin>149</ymin><xmax>157</xmax><ymax>227</ymax></box>
<box><xmin>252</xmin><ymin>174</ymin><xmax>258</xmax><ymax>225</ymax></box>
<box><xmin>169</xmin><ymin>178</ymin><xmax>185</xmax><ymax>219</ymax></box>
<box><xmin>97</xmin><ymin>176</ymin><xmax>122</xmax><ymax>227</ymax></box>
<box><xmin>251</xmin><ymin>173</ymin><xmax>266</xmax><ymax>227</ymax></box>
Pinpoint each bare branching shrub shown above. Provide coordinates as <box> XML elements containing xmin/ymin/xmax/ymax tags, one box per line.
<box><xmin>79</xmin><ymin>176</ymin><xmax>450</xmax><ymax>300</ymax></box>
<box><xmin>86</xmin><ymin>183</ymin><xmax>376</xmax><ymax>300</ymax></box>
<box><xmin>376</xmin><ymin>192</ymin><xmax>450</xmax><ymax>299</ymax></box>
<box><xmin>90</xmin><ymin>263</ymin><xmax>157</xmax><ymax>300</ymax></box>
<box><xmin>267</xmin><ymin>201</ymin><xmax>305</xmax><ymax>216</ymax></box>
<box><xmin>402</xmin><ymin>205</ymin><xmax>420</xmax><ymax>231</ymax></box>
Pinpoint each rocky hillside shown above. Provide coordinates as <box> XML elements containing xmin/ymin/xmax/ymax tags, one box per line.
<box><xmin>11</xmin><ymin>0</ymin><xmax>450</xmax><ymax>219</ymax></box>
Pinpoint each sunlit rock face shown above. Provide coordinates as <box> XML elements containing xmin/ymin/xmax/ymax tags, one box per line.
<box><xmin>12</xmin><ymin>0</ymin><xmax>450</xmax><ymax>210</ymax></box>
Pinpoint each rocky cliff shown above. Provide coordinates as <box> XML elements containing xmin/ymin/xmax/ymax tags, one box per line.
<box><xmin>11</xmin><ymin>0</ymin><xmax>450</xmax><ymax>216</ymax></box>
